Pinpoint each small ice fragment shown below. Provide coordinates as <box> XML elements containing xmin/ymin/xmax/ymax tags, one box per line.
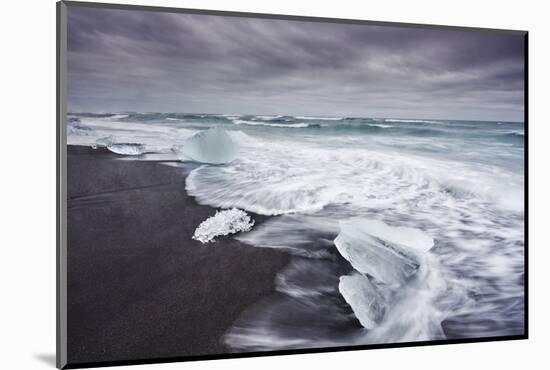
<box><xmin>193</xmin><ymin>208</ymin><xmax>255</xmax><ymax>244</ymax></box>
<box><xmin>107</xmin><ymin>143</ymin><xmax>147</xmax><ymax>156</ymax></box>
<box><xmin>339</xmin><ymin>273</ymin><xmax>386</xmax><ymax>329</ymax></box>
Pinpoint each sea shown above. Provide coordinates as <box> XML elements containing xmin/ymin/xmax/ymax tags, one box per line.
<box><xmin>67</xmin><ymin>112</ymin><xmax>525</xmax><ymax>349</ymax></box>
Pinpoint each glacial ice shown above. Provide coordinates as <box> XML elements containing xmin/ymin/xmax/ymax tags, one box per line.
<box><xmin>193</xmin><ymin>208</ymin><xmax>255</xmax><ymax>244</ymax></box>
<box><xmin>335</xmin><ymin>219</ymin><xmax>436</xmax><ymax>330</ymax></box>
<box><xmin>357</xmin><ymin>219</ymin><xmax>434</xmax><ymax>253</ymax></box>
<box><xmin>177</xmin><ymin>126</ymin><xmax>238</xmax><ymax>164</ymax></box>
<box><xmin>106</xmin><ymin>143</ymin><xmax>147</xmax><ymax>156</ymax></box>
<box><xmin>334</xmin><ymin>219</ymin><xmax>433</xmax><ymax>285</ymax></box>
<box><xmin>92</xmin><ymin>136</ymin><xmax>114</xmax><ymax>149</ymax></box>
<box><xmin>339</xmin><ymin>273</ymin><xmax>386</xmax><ymax>329</ymax></box>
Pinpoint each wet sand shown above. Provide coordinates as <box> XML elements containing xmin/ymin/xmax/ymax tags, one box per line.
<box><xmin>66</xmin><ymin>146</ymin><xmax>289</xmax><ymax>365</ymax></box>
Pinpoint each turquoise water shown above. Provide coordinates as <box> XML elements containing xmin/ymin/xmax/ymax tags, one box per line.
<box><xmin>67</xmin><ymin>112</ymin><xmax>525</xmax><ymax>347</ymax></box>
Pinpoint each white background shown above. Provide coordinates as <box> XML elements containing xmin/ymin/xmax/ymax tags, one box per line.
<box><xmin>1</xmin><ymin>0</ymin><xmax>548</xmax><ymax>368</ymax></box>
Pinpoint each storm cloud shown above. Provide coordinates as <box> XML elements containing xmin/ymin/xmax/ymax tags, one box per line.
<box><xmin>67</xmin><ymin>6</ymin><xmax>525</xmax><ymax>121</ymax></box>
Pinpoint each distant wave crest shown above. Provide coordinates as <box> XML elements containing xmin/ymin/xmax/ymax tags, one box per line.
<box><xmin>385</xmin><ymin>118</ymin><xmax>444</xmax><ymax>124</ymax></box>
<box><xmin>233</xmin><ymin>119</ymin><xmax>311</xmax><ymax>128</ymax></box>
<box><xmin>295</xmin><ymin>116</ymin><xmax>343</xmax><ymax>121</ymax></box>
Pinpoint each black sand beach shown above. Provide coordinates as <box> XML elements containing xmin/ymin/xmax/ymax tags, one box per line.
<box><xmin>66</xmin><ymin>146</ymin><xmax>289</xmax><ymax>365</ymax></box>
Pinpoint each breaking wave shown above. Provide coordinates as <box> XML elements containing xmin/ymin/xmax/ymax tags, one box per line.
<box><xmin>66</xmin><ymin>111</ymin><xmax>525</xmax><ymax>348</ymax></box>
<box><xmin>233</xmin><ymin>119</ymin><xmax>311</xmax><ymax>128</ymax></box>
<box><xmin>366</xmin><ymin>123</ymin><xmax>393</xmax><ymax>128</ymax></box>
<box><xmin>384</xmin><ymin>118</ymin><xmax>445</xmax><ymax>124</ymax></box>
<box><xmin>504</xmin><ymin>130</ymin><xmax>525</xmax><ymax>137</ymax></box>
<box><xmin>295</xmin><ymin>116</ymin><xmax>343</xmax><ymax>121</ymax></box>
<box><xmin>334</xmin><ymin>219</ymin><xmax>451</xmax><ymax>341</ymax></box>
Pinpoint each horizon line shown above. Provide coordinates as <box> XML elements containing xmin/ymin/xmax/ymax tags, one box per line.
<box><xmin>67</xmin><ymin>111</ymin><xmax>524</xmax><ymax>124</ymax></box>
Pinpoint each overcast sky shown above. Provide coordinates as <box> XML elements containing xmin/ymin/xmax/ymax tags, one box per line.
<box><xmin>67</xmin><ymin>6</ymin><xmax>525</xmax><ymax>121</ymax></box>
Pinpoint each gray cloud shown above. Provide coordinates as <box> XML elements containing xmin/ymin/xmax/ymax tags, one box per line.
<box><xmin>67</xmin><ymin>6</ymin><xmax>525</xmax><ymax>121</ymax></box>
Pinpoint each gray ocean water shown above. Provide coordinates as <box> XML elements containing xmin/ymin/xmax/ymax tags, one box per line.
<box><xmin>67</xmin><ymin>112</ymin><xmax>525</xmax><ymax>349</ymax></box>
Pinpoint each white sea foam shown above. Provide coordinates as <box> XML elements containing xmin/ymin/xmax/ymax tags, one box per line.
<box><xmin>253</xmin><ymin>115</ymin><xmax>283</xmax><ymax>120</ymax></box>
<box><xmin>67</xmin><ymin>123</ymin><xmax>91</xmax><ymax>136</ymax></box>
<box><xmin>295</xmin><ymin>116</ymin><xmax>343</xmax><ymax>121</ymax></box>
<box><xmin>506</xmin><ymin>130</ymin><xmax>524</xmax><ymax>136</ymax></box>
<box><xmin>185</xmin><ymin>135</ymin><xmax>523</xmax><ymax>216</ymax></box>
<box><xmin>233</xmin><ymin>119</ymin><xmax>310</xmax><ymax>128</ymax></box>
<box><xmin>385</xmin><ymin>118</ymin><xmax>444</xmax><ymax>124</ymax></box>
<box><xmin>66</xmin><ymin>112</ymin><xmax>525</xmax><ymax>345</ymax></box>
<box><xmin>362</xmin><ymin>253</ymin><xmax>451</xmax><ymax>342</ymax></box>
<box><xmin>66</xmin><ymin>114</ymin><xmax>186</xmax><ymax>155</ymax></box>
<box><xmin>237</xmin><ymin>213</ymin><xmax>339</xmax><ymax>250</ymax></box>
<box><xmin>216</xmin><ymin>117</ymin><xmax>523</xmax><ymax>345</ymax></box>
<box><xmin>367</xmin><ymin>123</ymin><xmax>393</xmax><ymax>128</ymax></box>
<box><xmin>192</xmin><ymin>208</ymin><xmax>255</xmax><ymax>243</ymax></box>
<box><xmin>226</xmin><ymin>130</ymin><xmax>256</xmax><ymax>144</ymax></box>
<box><xmin>216</xmin><ymin>113</ymin><xmax>242</xmax><ymax>118</ymax></box>
<box><xmin>108</xmin><ymin>114</ymin><xmax>129</xmax><ymax>120</ymax></box>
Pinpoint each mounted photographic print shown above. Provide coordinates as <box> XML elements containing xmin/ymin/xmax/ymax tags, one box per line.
<box><xmin>56</xmin><ymin>1</ymin><xmax>528</xmax><ymax>368</ymax></box>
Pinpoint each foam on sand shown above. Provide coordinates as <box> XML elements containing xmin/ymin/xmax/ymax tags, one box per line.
<box><xmin>176</xmin><ymin>126</ymin><xmax>238</xmax><ymax>164</ymax></box>
<box><xmin>193</xmin><ymin>208</ymin><xmax>255</xmax><ymax>244</ymax></box>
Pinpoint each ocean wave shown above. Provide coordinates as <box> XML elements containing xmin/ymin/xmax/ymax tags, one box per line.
<box><xmin>295</xmin><ymin>116</ymin><xmax>343</xmax><ymax>121</ymax></box>
<box><xmin>252</xmin><ymin>115</ymin><xmax>284</xmax><ymax>121</ymax></box>
<box><xmin>67</xmin><ymin>117</ymin><xmax>93</xmax><ymax>136</ymax></box>
<box><xmin>385</xmin><ymin>118</ymin><xmax>445</xmax><ymax>125</ymax></box>
<box><xmin>328</xmin><ymin>122</ymin><xmax>392</xmax><ymax>132</ymax></box>
<box><xmin>504</xmin><ymin>131</ymin><xmax>524</xmax><ymax>137</ymax></box>
<box><xmin>233</xmin><ymin>119</ymin><xmax>311</xmax><ymax>128</ymax></box>
<box><xmin>108</xmin><ymin>114</ymin><xmax>129</xmax><ymax>120</ymax></box>
<box><xmin>215</xmin><ymin>113</ymin><xmax>242</xmax><ymax>117</ymax></box>
<box><xmin>186</xmin><ymin>135</ymin><xmax>524</xmax><ymax>217</ymax></box>
<box><xmin>367</xmin><ymin>123</ymin><xmax>393</xmax><ymax>128</ymax></box>
<box><xmin>68</xmin><ymin>112</ymin><xmax>120</xmax><ymax>118</ymax></box>
<box><xmin>66</xmin><ymin>111</ymin><xmax>525</xmax><ymax>345</ymax></box>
